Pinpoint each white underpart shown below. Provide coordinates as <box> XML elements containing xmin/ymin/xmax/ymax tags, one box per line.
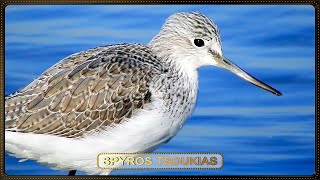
<box><xmin>5</xmin><ymin>100</ymin><xmax>164</xmax><ymax>175</ymax></box>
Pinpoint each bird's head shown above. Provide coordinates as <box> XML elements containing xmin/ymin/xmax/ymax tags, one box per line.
<box><xmin>149</xmin><ymin>12</ymin><xmax>282</xmax><ymax>96</ymax></box>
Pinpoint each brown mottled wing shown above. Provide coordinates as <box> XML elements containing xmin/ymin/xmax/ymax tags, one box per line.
<box><xmin>5</xmin><ymin>44</ymin><xmax>163</xmax><ymax>138</ymax></box>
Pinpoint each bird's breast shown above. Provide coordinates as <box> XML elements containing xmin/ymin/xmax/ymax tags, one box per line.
<box><xmin>153</xmin><ymin>69</ymin><xmax>199</xmax><ymax>137</ymax></box>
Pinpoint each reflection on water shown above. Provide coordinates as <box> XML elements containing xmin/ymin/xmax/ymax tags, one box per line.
<box><xmin>5</xmin><ymin>5</ymin><xmax>315</xmax><ymax>175</ymax></box>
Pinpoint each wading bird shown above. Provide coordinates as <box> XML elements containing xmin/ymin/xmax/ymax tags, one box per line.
<box><xmin>5</xmin><ymin>12</ymin><xmax>281</xmax><ymax>175</ymax></box>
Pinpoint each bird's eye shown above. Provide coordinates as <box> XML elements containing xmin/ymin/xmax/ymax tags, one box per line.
<box><xmin>194</xmin><ymin>39</ymin><xmax>205</xmax><ymax>47</ymax></box>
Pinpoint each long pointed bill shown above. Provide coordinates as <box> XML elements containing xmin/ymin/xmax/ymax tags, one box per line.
<box><xmin>218</xmin><ymin>56</ymin><xmax>282</xmax><ymax>96</ymax></box>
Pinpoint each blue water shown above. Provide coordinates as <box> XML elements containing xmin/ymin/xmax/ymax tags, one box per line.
<box><xmin>5</xmin><ymin>5</ymin><xmax>315</xmax><ymax>175</ymax></box>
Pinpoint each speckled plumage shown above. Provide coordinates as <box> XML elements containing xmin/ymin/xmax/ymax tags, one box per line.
<box><xmin>5</xmin><ymin>12</ymin><xmax>280</xmax><ymax>175</ymax></box>
<box><xmin>6</xmin><ymin>44</ymin><xmax>162</xmax><ymax>138</ymax></box>
<box><xmin>5</xmin><ymin>42</ymin><xmax>199</xmax><ymax>139</ymax></box>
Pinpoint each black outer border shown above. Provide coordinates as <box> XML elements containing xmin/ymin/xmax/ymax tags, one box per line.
<box><xmin>0</xmin><ymin>0</ymin><xmax>318</xmax><ymax>179</ymax></box>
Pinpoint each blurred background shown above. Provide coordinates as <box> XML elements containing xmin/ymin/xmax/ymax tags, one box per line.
<box><xmin>5</xmin><ymin>5</ymin><xmax>315</xmax><ymax>175</ymax></box>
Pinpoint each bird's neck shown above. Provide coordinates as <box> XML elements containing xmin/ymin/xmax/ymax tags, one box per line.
<box><xmin>148</xmin><ymin>35</ymin><xmax>199</xmax><ymax>79</ymax></box>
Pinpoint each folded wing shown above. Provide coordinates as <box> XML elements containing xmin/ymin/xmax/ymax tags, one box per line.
<box><xmin>5</xmin><ymin>44</ymin><xmax>163</xmax><ymax>138</ymax></box>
